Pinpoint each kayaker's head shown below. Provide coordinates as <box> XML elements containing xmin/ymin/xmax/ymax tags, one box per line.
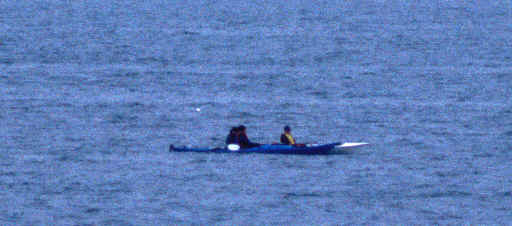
<box><xmin>230</xmin><ymin>127</ymin><xmax>238</xmax><ymax>135</ymax></box>
<box><xmin>238</xmin><ymin>125</ymin><xmax>246</xmax><ymax>134</ymax></box>
<box><xmin>284</xmin><ymin>125</ymin><xmax>291</xmax><ymax>133</ymax></box>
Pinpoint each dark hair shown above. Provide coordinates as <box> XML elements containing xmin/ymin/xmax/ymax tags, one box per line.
<box><xmin>230</xmin><ymin>127</ymin><xmax>238</xmax><ymax>133</ymax></box>
<box><xmin>238</xmin><ymin>125</ymin><xmax>246</xmax><ymax>131</ymax></box>
<box><xmin>284</xmin><ymin>125</ymin><xmax>291</xmax><ymax>132</ymax></box>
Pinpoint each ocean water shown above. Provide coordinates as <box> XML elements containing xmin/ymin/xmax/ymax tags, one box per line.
<box><xmin>1</xmin><ymin>0</ymin><xmax>512</xmax><ymax>224</ymax></box>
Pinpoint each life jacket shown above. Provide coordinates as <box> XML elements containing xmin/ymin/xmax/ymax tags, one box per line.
<box><xmin>284</xmin><ymin>133</ymin><xmax>295</xmax><ymax>145</ymax></box>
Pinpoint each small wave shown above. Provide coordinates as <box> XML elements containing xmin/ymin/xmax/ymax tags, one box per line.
<box><xmin>107</xmin><ymin>113</ymin><xmax>139</xmax><ymax>124</ymax></box>
<box><xmin>483</xmin><ymin>63</ymin><xmax>502</xmax><ymax>68</ymax></box>
<box><xmin>420</xmin><ymin>208</ymin><xmax>464</xmax><ymax>221</ymax></box>
<box><xmin>342</xmin><ymin>91</ymin><xmax>368</xmax><ymax>98</ymax></box>
<box><xmin>17</xmin><ymin>154</ymin><xmax>45</xmax><ymax>163</ymax></box>
<box><xmin>434</xmin><ymin>170</ymin><xmax>462</xmax><ymax>178</ymax></box>
<box><xmin>124</xmin><ymin>101</ymin><xmax>157</xmax><ymax>110</ymax></box>
<box><xmin>0</xmin><ymin>171</ymin><xmax>16</xmax><ymax>177</ymax></box>
<box><xmin>100</xmin><ymin>219</ymin><xmax>134</xmax><ymax>226</ymax></box>
<box><xmin>85</xmin><ymin>207</ymin><xmax>101</xmax><ymax>214</ymax></box>
<box><xmin>152</xmin><ymin>115</ymin><xmax>177</xmax><ymax>129</ymax></box>
<box><xmin>98</xmin><ymin>181</ymin><xmax>132</xmax><ymax>194</ymax></box>
<box><xmin>360</xmin><ymin>71</ymin><xmax>377</xmax><ymax>76</ymax></box>
<box><xmin>309</xmin><ymin>90</ymin><xmax>329</xmax><ymax>99</ymax></box>
<box><xmin>110</xmin><ymin>71</ymin><xmax>140</xmax><ymax>78</ymax></box>
<box><xmin>391</xmin><ymin>138</ymin><xmax>427</xmax><ymax>149</ymax></box>
<box><xmin>420</xmin><ymin>190</ymin><xmax>471</xmax><ymax>198</ymax></box>
<box><xmin>283</xmin><ymin>192</ymin><xmax>324</xmax><ymax>199</ymax></box>
<box><xmin>473</xmin><ymin>152</ymin><xmax>494</xmax><ymax>158</ymax></box>
<box><xmin>414</xmin><ymin>183</ymin><xmax>434</xmax><ymax>189</ymax></box>
<box><xmin>313</xmin><ymin>51</ymin><xmax>345</xmax><ymax>64</ymax></box>
<box><xmin>429</xmin><ymin>154</ymin><xmax>447</xmax><ymax>162</ymax></box>
<box><xmin>0</xmin><ymin>57</ymin><xmax>14</xmax><ymax>65</ymax></box>
<box><xmin>187</xmin><ymin>159</ymin><xmax>208</xmax><ymax>164</ymax></box>
<box><xmin>61</xmin><ymin>182</ymin><xmax>93</xmax><ymax>194</ymax></box>
<box><xmin>173</xmin><ymin>30</ymin><xmax>201</xmax><ymax>36</ymax></box>
<box><xmin>496</xmin><ymin>73</ymin><xmax>510</xmax><ymax>80</ymax></box>
<box><xmin>57</xmin><ymin>155</ymin><xmax>72</xmax><ymax>162</ymax></box>
<box><xmin>228</xmin><ymin>111</ymin><xmax>261</xmax><ymax>119</ymax></box>
<box><xmin>187</xmin><ymin>101</ymin><xmax>223</xmax><ymax>109</ymax></box>
<box><xmin>456</xmin><ymin>95</ymin><xmax>473</xmax><ymax>102</ymax></box>
<box><xmin>464</xmin><ymin>132</ymin><xmax>487</xmax><ymax>137</ymax></box>
<box><xmin>136</xmin><ymin>57</ymin><xmax>169</xmax><ymax>65</ymax></box>
<box><xmin>220</xmin><ymin>57</ymin><xmax>276</xmax><ymax>66</ymax></box>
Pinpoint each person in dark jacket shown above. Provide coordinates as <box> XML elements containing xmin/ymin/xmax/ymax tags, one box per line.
<box><xmin>225</xmin><ymin>127</ymin><xmax>239</xmax><ymax>145</ymax></box>
<box><xmin>238</xmin><ymin>125</ymin><xmax>260</xmax><ymax>148</ymax></box>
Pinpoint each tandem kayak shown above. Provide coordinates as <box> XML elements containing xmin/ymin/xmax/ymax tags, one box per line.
<box><xmin>169</xmin><ymin>142</ymin><xmax>369</xmax><ymax>155</ymax></box>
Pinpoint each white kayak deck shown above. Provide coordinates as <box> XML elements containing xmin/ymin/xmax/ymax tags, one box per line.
<box><xmin>335</xmin><ymin>142</ymin><xmax>370</xmax><ymax>148</ymax></box>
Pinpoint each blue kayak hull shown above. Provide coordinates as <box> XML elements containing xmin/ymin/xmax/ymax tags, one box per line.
<box><xmin>169</xmin><ymin>143</ymin><xmax>342</xmax><ymax>155</ymax></box>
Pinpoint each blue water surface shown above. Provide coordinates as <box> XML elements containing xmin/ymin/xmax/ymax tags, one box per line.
<box><xmin>1</xmin><ymin>1</ymin><xmax>511</xmax><ymax>225</ymax></box>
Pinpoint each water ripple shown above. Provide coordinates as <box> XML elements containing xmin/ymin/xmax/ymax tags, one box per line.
<box><xmin>418</xmin><ymin>190</ymin><xmax>472</xmax><ymax>198</ymax></box>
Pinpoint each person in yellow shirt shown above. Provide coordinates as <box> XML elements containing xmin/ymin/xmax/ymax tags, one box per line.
<box><xmin>280</xmin><ymin>126</ymin><xmax>296</xmax><ymax>145</ymax></box>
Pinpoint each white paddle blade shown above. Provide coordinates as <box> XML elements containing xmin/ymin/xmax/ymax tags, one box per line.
<box><xmin>227</xmin><ymin>144</ymin><xmax>240</xmax><ymax>151</ymax></box>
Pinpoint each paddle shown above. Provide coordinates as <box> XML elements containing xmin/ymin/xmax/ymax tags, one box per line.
<box><xmin>227</xmin><ymin>144</ymin><xmax>240</xmax><ymax>151</ymax></box>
